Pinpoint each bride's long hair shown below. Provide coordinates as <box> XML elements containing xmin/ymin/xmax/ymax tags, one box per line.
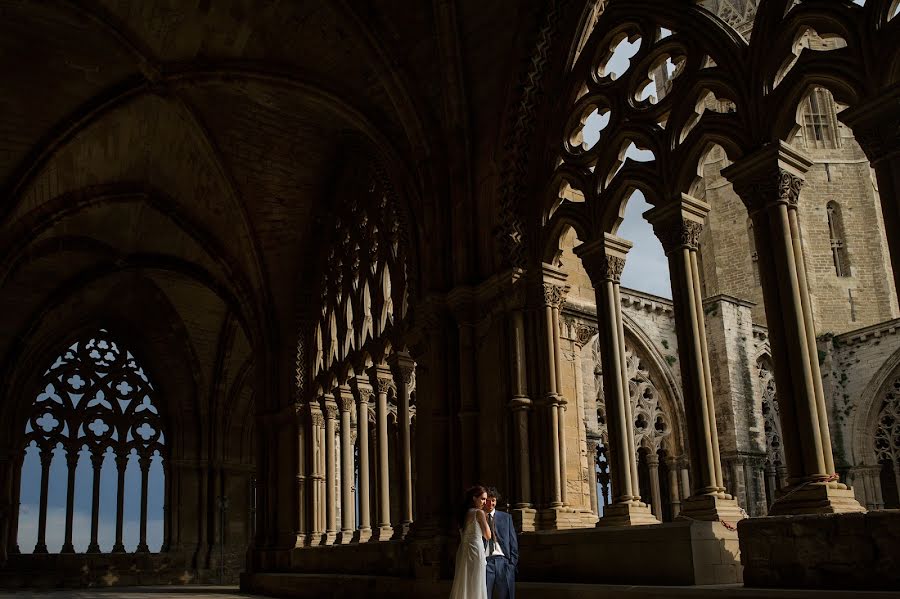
<box><xmin>457</xmin><ymin>485</ymin><xmax>487</xmax><ymax>530</ymax></box>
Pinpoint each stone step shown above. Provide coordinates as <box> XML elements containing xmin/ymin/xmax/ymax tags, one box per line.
<box><xmin>242</xmin><ymin>573</ymin><xmax>900</xmax><ymax>599</ymax></box>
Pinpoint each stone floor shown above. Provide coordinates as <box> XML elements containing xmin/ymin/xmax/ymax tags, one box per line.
<box><xmin>4</xmin><ymin>585</ymin><xmax>900</xmax><ymax>599</ymax></box>
<box><xmin>0</xmin><ymin>587</ymin><xmax>263</xmax><ymax>599</ymax></box>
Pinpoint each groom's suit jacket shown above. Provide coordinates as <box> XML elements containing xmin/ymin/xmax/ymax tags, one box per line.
<box><xmin>486</xmin><ymin>510</ymin><xmax>519</xmax><ymax>567</ymax></box>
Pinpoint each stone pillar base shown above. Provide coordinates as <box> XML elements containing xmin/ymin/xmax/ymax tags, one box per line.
<box><xmin>596</xmin><ymin>501</ymin><xmax>659</xmax><ymax>527</ymax></box>
<box><xmin>354</xmin><ymin>528</ymin><xmax>372</xmax><ymax>543</ymax></box>
<box><xmin>511</xmin><ymin>507</ymin><xmax>538</xmax><ymax>533</ymax></box>
<box><xmin>680</xmin><ymin>493</ymin><xmax>745</xmax><ymax>524</ymax></box>
<box><xmin>307</xmin><ymin>534</ymin><xmax>326</xmax><ymax>547</ymax></box>
<box><xmin>539</xmin><ymin>507</ymin><xmax>599</xmax><ymax>530</ymax></box>
<box><xmin>373</xmin><ymin>525</ymin><xmax>394</xmax><ymax>541</ymax></box>
<box><xmin>293</xmin><ymin>534</ymin><xmax>308</xmax><ymax>549</ymax></box>
<box><xmin>336</xmin><ymin>530</ymin><xmax>354</xmax><ymax>545</ymax></box>
<box><xmin>323</xmin><ymin>532</ymin><xmax>337</xmax><ymax>546</ymax></box>
<box><xmin>769</xmin><ymin>482</ymin><xmax>866</xmax><ymax>516</ymax></box>
<box><xmin>393</xmin><ymin>522</ymin><xmax>411</xmax><ymax>539</ymax></box>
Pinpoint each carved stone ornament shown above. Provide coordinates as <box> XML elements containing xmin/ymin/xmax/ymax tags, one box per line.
<box><xmin>733</xmin><ymin>169</ymin><xmax>804</xmax><ymax>213</ymax></box>
<box><xmin>310</xmin><ymin>411</ymin><xmax>325</xmax><ymax>427</ymax></box>
<box><xmin>542</xmin><ymin>283</ymin><xmax>568</xmax><ymax>308</ymax></box>
<box><xmin>575</xmin><ymin>323</ymin><xmax>598</xmax><ymax>346</ymax></box>
<box><xmin>374</xmin><ymin>375</ymin><xmax>394</xmax><ymax>394</ymax></box>
<box><xmin>658</xmin><ymin>221</ymin><xmax>704</xmax><ymax>253</ymax></box>
<box><xmin>336</xmin><ymin>394</ymin><xmax>354</xmax><ymax>413</ymax></box>
<box><xmin>600</xmin><ymin>256</ymin><xmax>626</xmax><ymax>283</ymax></box>
<box><xmin>325</xmin><ymin>405</ymin><xmax>339</xmax><ymax>420</ymax></box>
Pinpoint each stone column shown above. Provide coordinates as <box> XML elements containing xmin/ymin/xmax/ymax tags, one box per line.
<box><xmin>112</xmin><ymin>451</ymin><xmax>128</xmax><ymax>553</ymax></box>
<box><xmin>645</xmin><ymin>194</ymin><xmax>744</xmax><ymax>522</ymax></box>
<box><xmin>679</xmin><ymin>461</ymin><xmax>691</xmax><ymax>504</ymax></box>
<box><xmin>765</xmin><ymin>464</ymin><xmax>777</xmax><ymax>508</ymax></box>
<box><xmin>586</xmin><ymin>438</ymin><xmax>600</xmax><ymax>516</ymax></box>
<box><xmin>34</xmin><ymin>448</ymin><xmax>52</xmax><ymax>553</ymax></box>
<box><xmin>388</xmin><ymin>353</ymin><xmax>415</xmax><ymax>535</ymax></box>
<box><xmin>351</xmin><ymin>377</ymin><xmax>373</xmax><ymax>543</ymax></box>
<box><xmin>369</xmin><ymin>365</ymin><xmax>394</xmax><ymax>541</ymax></box>
<box><xmin>575</xmin><ymin>235</ymin><xmax>658</xmax><ymax>526</ymax></box>
<box><xmin>307</xmin><ymin>403</ymin><xmax>325</xmax><ymax>546</ymax></box>
<box><xmin>537</xmin><ymin>265</ymin><xmax>570</xmax><ymax>518</ymax></box>
<box><xmin>61</xmin><ymin>449</ymin><xmax>78</xmax><ymax>553</ymax></box>
<box><xmin>723</xmin><ymin>141</ymin><xmax>864</xmax><ymax>514</ymax></box>
<box><xmin>323</xmin><ymin>395</ymin><xmax>338</xmax><ymax>546</ymax></box>
<box><xmin>335</xmin><ymin>385</ymin><xmax>356</xmax><ymax>543</ymax></box>
<box><xmin>88</xmin><ymin>449</ymin><xmax>103</xmax><ymax>553</ymax></box>
<box><xmin>508</xmin><ymin>301</ymin><xmax>537</xmax><ymax>530</ymax></box>
<box><xmin>7</xmin><ymin>450</ymin><xmax>23</xmax><ymax>556</ymax></box>
<box><xmin>839</xmin><ymin>90</ymin><xmax>900</xmax><ymax>302</ymax></box>
<box><xmin>295</xmin><ymin>407</ymin><xmax>308</xmax><ymax>547</ymax></box>
<box><xmin>137</xmin><ymin>454</ymin><xmax>151</xmax><ymax>552</ymax></box>
<box><xmin>666</xmin><ymin>457</ymin><xmax>681</xmax><ymax>517</ymax></box>
<box><xmin>646</xmin><ymin>452</ymin><xmax>663</xmax><ymax>520</ymax></box>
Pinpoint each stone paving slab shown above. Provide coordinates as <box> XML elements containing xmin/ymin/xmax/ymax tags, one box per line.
<box><xmin>0</xmin><ymin>586</ymin><xmax>265</xmax><ymax>599</ymax></box>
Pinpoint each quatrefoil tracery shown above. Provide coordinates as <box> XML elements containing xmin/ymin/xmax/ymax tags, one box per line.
<box><xmin>25</xmin><ymin>331</ymin><xmax>164</xmax><ymax>460</ymax></box>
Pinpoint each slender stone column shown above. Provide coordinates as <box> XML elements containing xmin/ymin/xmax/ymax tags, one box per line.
<box><xmin>87</xmin><ymin>450</ymin><xmax>103</xmax><ymax>553</ymax></box>
<box><xmin>537</xmin><ymin>267</ymin><xmax>570</xmax><ymax>517</ymax></box>
<box><xmin>307</xmin><ymin>403</ymin><xmax>325</xmax><ymax>546</ymax></box>
<box><xmin>137</xmin><ymin>454</ymin><xmax>151</xmax><ymax>552</ymax></box>
<box><xmin>587</xmin><ymin>439</ymin><xmax>600</xmax><ymax>516</ymax></box>
<box><xmin>0</xmin><ymin>452</ymin><xmax>11</xmax><ymax>563</ymax></box>
<box><xmin>61</xmin><ymin>449</ymin><xmax>78</xmax><ymax>553</ymax></box>
<box><xmin>575</xmin><ymin>236</ymin><xmax>658</xmax><ymax>526</ymax></box>
<box><xmin>839</xmin><ymin>90</ymin><xmax>900</xmax><ymax>302</ymax></box>
<box><xmin>323</xmin><ymin>396</ymin><xmax>338</xmax><ymax>546</ymax></box>
<box><xmin>335</xmin><ymin>385</ymin><xmax>356</xmax><ymax>543</ymax></box>
<box><xmin>765</xmin><ymin>464</ymin><xmax>777</xmax><ymax>507</ymax></box>
<box><xmin>295</xmin><ymin>407</ymin><xmax>308</xmax><ymax>547</ymax></box>
<box><xmin>351</xmin><ymin>377</ymin><xmax>373</xmax><ymax>542</ymax></box>
<box><xmin>723</xmin><ymin>142</ymin><xmax>864</xmax><ymax>514</ymax></box>
<box><xmin>680</xmin><ymin>464</ymin><xmax>691</xmax><ymax>503</ymax></box>
<box><xmin>112</xmin><ymin>452</ymin><xmax>128</xmax><ymax>553</ymax></box>
<box><xmin>388</xmin><ymin>354</ymin><xmax>415</xmax><ymax>534</ymax></box>
<box><xmin>666</xmin><ymin>457</ymin><xmax>681</xmax><ymax>517</ymax></box>
<box><xmin>369</xmin><ymin>365</ymin><xmax>394</xmax><ymax>541</ymax></box>
<box><xmin>551</xmin><ymin>301</ymin><xmax>569</xmax><ymax>506</ymax></box>
<box><xmin>645</xmin><ymin>194</ymin><xmax>743</xmax><ymax>522</ymax></box>
<box><xmin>34</xmin><ymin>448</ymin><xmax>52</xmax><ymax>553</ymax></box>
<box><xmin>646</xmin><ymin>452</ymin><xmax>663</xmax><ymax>520</ymax></box>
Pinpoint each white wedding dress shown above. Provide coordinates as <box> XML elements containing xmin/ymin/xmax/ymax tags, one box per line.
<box><xmin>449</xmin><ymin>508</ymin><xmax>487</xmax><ymax>599</ymax></box>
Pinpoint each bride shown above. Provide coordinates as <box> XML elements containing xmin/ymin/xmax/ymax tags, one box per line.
<box><xmin>449</xmin><ymin>485</ymin><xmax>492</xmax><ymax>599</ymax></box>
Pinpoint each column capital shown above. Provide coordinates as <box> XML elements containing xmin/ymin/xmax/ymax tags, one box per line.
<box><xmin>367</xmin><ymin>364</ymin><xmax>395</xmax><ymax>395</ymax></box>
<box><xmin>308</xmin><ymin>403</ymin><xmax>325</xmax><ymax>428</ymax></box>
<box><xmin>573</xmin><ymin>233</ymin><xmax>632</xmax><ymax>285</ymax></box>
<box><xmin>837</xmin><ymin>89</ymin><xmax>900</xmax><ymax>165</ymax></box>
<box><xmin>645</xmin><ymin>452</ymin><xmax>660</xmax><ymax>467</ymax></box>
<box><xmin>333</xmin><ymin>384</ymin><xmax>354</xmax><ymax>413</ymax></box>
<box><xmin>387</xmin><ymin>352</ymin><xmax>416</xmax><ymax>386</ymax></box>
<box><xmin>350</xmin><ymin>374</ymin><xmax>374</xmax><ymax>395</ymax></box>
<box><xmin>643</xmin><ymin>193</ymin><xmax>709</xmax><ymax>254</ymax></box>
<box><xmin>721</xmin><ymin>141</ymin><xmax>812</xmax><ymax>213</ymax></box>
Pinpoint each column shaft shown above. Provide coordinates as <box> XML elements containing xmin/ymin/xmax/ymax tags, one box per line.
<box><xmin>113</xmin><ymin>453</ymin><xmax>127</xmax><ymax>552</ymax></box>
<box><xmin>324</xmin><ymin>401</ymin><xmax>338</xmax><ymax>545</ymax></box>
<box><xmin>138</xmin><ymin>456</ymin><xmax>150</xmax><ymax>552</ymax></box>
<box><xmin>575</xmin><ymin>236</ymin><xmax>657</xmax><ymax>526</ymax></box>
<box><xmin>667</xmin><ymin>460</ymin><xmax>681</xmax><ymax>517</ymax></box>
<box><xmin>646</xmin><ymin>453</ymin><xmax>663</xmax><ymax>520</ymax></box>
<box><xmin>338</xmin><ymin>397</ymin><xmax>354</xmax><ymax>540</ymax></box>
<box><xmin>34</xmin><ymin>450</ymin><xmax>51</xmax><ymax>554</ymax></box>
<box><xmin>388</xmin><ymin>354</ymin><xmax>416</xmax><ymax>530</ymax></box>
<box><xmin>61</xmin><ymin>451</ymin><xmax>77</xmax><ymax>553</ymax></box>
<box><xmin>296</xmin><ymin>411</ymin><xmax>307</xmax><ymax>547</ymax></box>
<box><xmin>353</xmin><ymin>379</ymin><xmax>373</xmax><ymax>542</ymax></box>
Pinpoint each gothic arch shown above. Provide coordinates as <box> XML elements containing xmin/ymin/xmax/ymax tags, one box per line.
<box><xmin>852</xmin><ymin>345</ymin><xmax>900</xmax><ymax>467</ymax></box>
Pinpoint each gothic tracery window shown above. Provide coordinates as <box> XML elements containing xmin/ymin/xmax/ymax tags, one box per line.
<box><xmin>874</xmin><ymin>375</ymin><xmax>900</xmax><ymax>508</ymax></box>
<box><xmin>758</xmin><ymin>357</ymin><xmax>785</xmax><ymax>506</ymax></box>
<box><xmin>19</xmin><ymin>330</ymin><xmax>164</xmax><ymax>554</ymax></box>
<box><xmin>801</xmin><ymin>87</ymin><xmax>840</xmax><ymax>150</ymax></box>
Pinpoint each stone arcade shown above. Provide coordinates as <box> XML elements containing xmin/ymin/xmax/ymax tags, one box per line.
<box><xmin>0</xmin><ymin>0</ymin><xmax>899</xmax><ymax>597</ymax></box>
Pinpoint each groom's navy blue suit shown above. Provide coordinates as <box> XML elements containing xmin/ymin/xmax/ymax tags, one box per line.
<box><xmin>484</xmin><ymin>509</ymin><xmax>518</xmax><ymax>599</ymax></box>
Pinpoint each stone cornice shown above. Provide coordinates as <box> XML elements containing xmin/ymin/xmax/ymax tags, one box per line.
<box><xmin>833</xmin><ymin>317</ymin><xmax>900</xmax><ymax>347</ymax></box>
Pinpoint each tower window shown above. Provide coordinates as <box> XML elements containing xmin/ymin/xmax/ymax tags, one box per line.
<box><xmin>826</xmin><ymin>202</ymin><xmax>851</xmax><ymax>277</ymax></box>
<box><xmin>802</xmin><ymin>88</ymin><xmax>839</xmax><ymax>149</ymax></box>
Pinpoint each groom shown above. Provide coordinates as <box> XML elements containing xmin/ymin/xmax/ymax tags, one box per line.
<box><xmin>483</xmin><ymin>487</ymin><xmax>518</xmax><ymax>599</ymax></box>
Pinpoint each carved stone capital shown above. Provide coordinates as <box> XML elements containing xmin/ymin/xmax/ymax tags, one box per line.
<box><xmin>573</xmin><ymin>233</ymin><xmax>632</xmax><ymax>285</ymax></box>
<box><xmin>368</xmin><ymin>365</ymin><xmax>395</xmax><ymax>395</ymax></box>
<box><xmin>644</xmin><ymin>194</ymin><xmax>709</xmax><ymax>254</ymax></box>
<box><xmin>542</xmin><ymin>283</ymin><xmax>569</xmax><ymax>309</ymax></box>
<box><xmin>387</xmin><ymin>353</ymin><xmax>416</xmax><ymax>386</ymax></box>
<box><xmin>324</xmin><ymin>404</ymin><xmax>339</xmax><ymax>420</ymax></box>
<box><xmin>721</xmin><ymin>141</ymin><xmax>812</xmax><ymax>215</ymax></box>
<box><xmin>351</xmin><ymin>377</ymin><xmax>374</xmax><ymax>404</ymax></box>
<box><xmin>838</xmin><ymin>91</ymin><xmax>900</xmax><ymax>165</ymax></box>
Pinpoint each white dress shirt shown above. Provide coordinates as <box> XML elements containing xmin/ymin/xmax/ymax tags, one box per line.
<box><xmin>487</xmin><ymin>509</ymin><xmax>505</xmax><ymax>558</ymax></box>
